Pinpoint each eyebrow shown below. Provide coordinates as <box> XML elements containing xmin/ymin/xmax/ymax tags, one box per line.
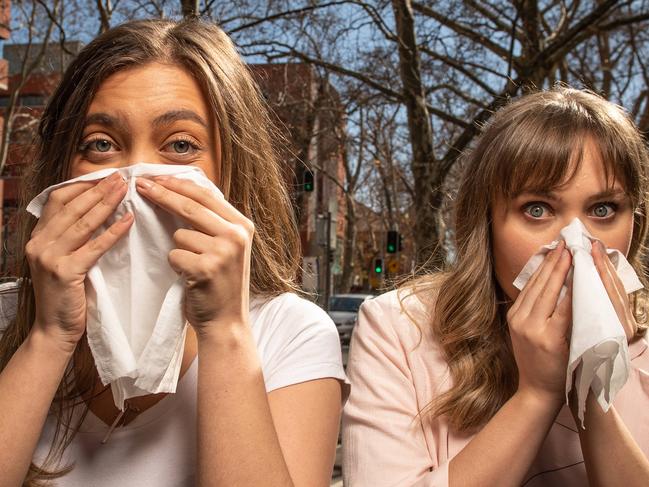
<box><xmin>152</xmin><ymin>110</ymin><xmax>208</xmax><ymax>129</ymax></box>
<box><xmin>584</xmin><ymin>188</ymin><xmax>629</xmax><ymax>203</ymax></box>
<box><xmin>83</xmin><ymin>110</ymin><xmax>208</xmax><ymax>132</ymax></box>
<box><xmin>515</xmin><ymin>189</ymin><xmax>558</xmax><ymax>200</ymax></box>
<box><xmin>83</xmin><ymin>113</ymin><xmax>129</xmax><ymax>132</ymax></box>
<box><xmin>515</xmin><ymin>188</ymin><xmax>628</xmax><ymax>203</ymax></box>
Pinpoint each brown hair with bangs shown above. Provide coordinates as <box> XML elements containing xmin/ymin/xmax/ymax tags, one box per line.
<box><xmin>403</xmin><ymin>87</ymin><xmax>649</xmax><ymax>432</ymax></box>
<box><xmin>0</xmin><ymin>18</ymin><xmax>302</xmax><ymax>485</ymax></box>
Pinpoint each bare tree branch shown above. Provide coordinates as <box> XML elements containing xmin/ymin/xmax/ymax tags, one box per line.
<box><xmin>412</xmin><ymin>1</ymin><xmax>516</xmax><ymax>64</ymax></box>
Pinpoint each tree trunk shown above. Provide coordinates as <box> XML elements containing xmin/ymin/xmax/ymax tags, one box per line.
<box><xmin>96</xmin><ymin>0</ymin><xmax>112</xmax><ymax>34</ymax></box>
<box><xmin>517</xmin><ymin>0</ymin><xmax>546</xmax><ymax>91</ymax></box>
<box><xmin>181</xmin><ymin>0</ymin><xmax>199</xmax><ymax>18</ymax></box>
<box><xmin>391</xmin><ymin>0</ymin><xmax>444</xmax><ymax>269</ymax></box>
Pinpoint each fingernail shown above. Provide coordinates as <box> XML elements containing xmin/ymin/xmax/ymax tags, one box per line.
<box><xmin>136</xmin><ymin>178</ymin><xmax>153</xmax><ymax>190</ymax></box>
<box><xmin>121</xmin><ymin>212</ymin><xmax>133</xmax><ymax>223</ymax></box>
<box><xmin>154</xmin><ymin>176</ymin><xmax>169</xmax><ymax>182</ymax></box>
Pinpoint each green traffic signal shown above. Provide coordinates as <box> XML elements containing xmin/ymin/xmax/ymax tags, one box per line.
<box><xmin>374</xmin><ymin>258</ymin><xmax>383</xmax><ymax>274</ymax></box>
<box><xmin>303</xmin><ymin>170</ymin><xmax>314</xmax><ymax>192</ymax></box>
<box><xmin>387</xmin><ymin>230</ymin><xmax>399</xmax><ymax>254</ymax></box>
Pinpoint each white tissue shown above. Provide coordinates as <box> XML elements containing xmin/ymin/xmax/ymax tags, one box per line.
<box><xmin>513</xmin><ymin>218</ymin><xmax>642</xmax><ymax>426</ymax></box>
<box><xmin>27</xmin><ymin>163</ymin><xmax>223</xmax><ymax>410</ymax></box>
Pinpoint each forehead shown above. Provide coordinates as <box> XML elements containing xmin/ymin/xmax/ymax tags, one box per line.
<box><xmin>88</xmin><ymin>62</ymin><xmax>209</xmax><ymax>119</ymax></box>
<box><xmin>495</xmin><ymin>134</ymin><xmax>622</xmax><ymax>200</ymax></box>
<box><xmin>492</xmin><ymin>144</ymin><xmax>625</xmax><ymax>214</ymax></box>
<box><xmin>565</xmin><ymin>140</ymin><xmax>618</xmax><ymax>189</ymax></box>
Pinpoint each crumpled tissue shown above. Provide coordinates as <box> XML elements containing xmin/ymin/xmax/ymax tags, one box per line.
<box><xmin>513</xmin><ymin>218</ymin><xmax>643</xmax><ymax>426</ymax></box>
<box><xmin>27</xmin><ymin>163</ymin><xmax>223</xmax><ymax>410</ymax></box>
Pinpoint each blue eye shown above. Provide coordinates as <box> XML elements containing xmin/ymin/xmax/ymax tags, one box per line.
<box><xmin>524</xmin><ymin>203</ymin><xmax>550</xmax><ymax>219</ymax></box>
<box><xmin>163</xmin><ymin>137</ymin><xmax>200</xmax><ymax>156</ymax></box>
<box><xmin>94</xmin><ymin>140</ymin><xmax>112</xmax><ymax>152</ymax></box>
<box><xmin>172</xmin><ymin>140</ymin><xmax>191</xmax><ymax>154</ymax></box>
<box><xmin>592</xmin><ymin>203</ymin><xmax>616</xmax><ymax>218</ymax></box>
<box><xmin>80</xmin><ymin>138</ymin><xmax>114</xmax><ymax>154</ymax></box>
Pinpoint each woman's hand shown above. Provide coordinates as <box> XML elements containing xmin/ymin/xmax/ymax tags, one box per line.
<box><xmin>507</xmin><ymin>241</ymin><xmax>572</xmax><ymax>405</ymax></box>
<box><xmin>135</xmin><ymin>176</ymin><xmax>253</xmax><ymax>333</ymax></box>
<box><xmin>26</xmin><ymin>172</ymin><xmax>132</xmax><ymax>352</ymax></box>
<box><xmin>592</xmin><ymin>240</ymin><xmax>637</xmax><ymax>342</ymax></box>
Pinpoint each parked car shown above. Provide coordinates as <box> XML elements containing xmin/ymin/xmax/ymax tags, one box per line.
<box><xmin>328</xmin><ymin>293</ymin><xmax>374</xmax><ymax>345</ymax></box>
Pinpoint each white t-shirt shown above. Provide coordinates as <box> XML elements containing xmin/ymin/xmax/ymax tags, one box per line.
<box><xmin>0</xmin><ymin>282</ymin><xmax>346</xmax><ymax>486</ymax></box>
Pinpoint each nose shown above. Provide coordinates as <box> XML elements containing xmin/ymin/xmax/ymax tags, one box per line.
<box><xmin>121</xmin><ymin>155</ymin><xmax>164</xmax><ymax>167</ymax></box>
<box><xmin>559</xmin><ymin>214</ymin><xmax>594</xmax><ymax>232</ymax></box>
<box><xmin>556</xmin><ymin>216</ymin><xmax>606</xmax><ymax>249</ymax></box>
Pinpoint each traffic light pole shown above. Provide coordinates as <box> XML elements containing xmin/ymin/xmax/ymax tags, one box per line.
<box><xmin>324</xmin><ymin>211</ymin><xmax>331</xmax><ymax>311</ymax></box>
<box><xmin>316</xmin><ymin>212</ymin><xmax>333</xmax><ymax>310</ymax></box>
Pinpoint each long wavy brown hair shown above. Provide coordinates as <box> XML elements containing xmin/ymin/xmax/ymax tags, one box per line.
<box><xmin>404</xmin><ymin>87</ymin><xmax>649</xmax><ymax>433</ymax></box>
<box><xmin>0</xmin><ymin>18</ymin><xmax>302</xmax><ymax>485</ymax></box>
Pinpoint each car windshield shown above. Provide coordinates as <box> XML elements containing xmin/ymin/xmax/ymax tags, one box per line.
<box><xmin>329</xmin><ymin>296</ymin><xmax>366</xmax><ymax>312</ymax></box>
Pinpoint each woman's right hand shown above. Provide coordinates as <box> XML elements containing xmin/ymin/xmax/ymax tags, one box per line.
<box><xmin>25</xmin><ymin>172</ymin><xmax>132</xmax><ymax>353</ymax></box>
<box><xmin>506</xmin><ymin>241</ymin><xmax>573</xmax><ymax>405</ymax></box>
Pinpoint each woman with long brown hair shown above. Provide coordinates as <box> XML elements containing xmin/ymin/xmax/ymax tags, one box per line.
<box><xmin>0</xmin><ymin>18</ymin><xmax>345</xmax><ymax>486</ymax></box>
<box><xmin>343</xmin><ymin>88</ymin><xmax>649</xmax><ymax>486</ymax></box>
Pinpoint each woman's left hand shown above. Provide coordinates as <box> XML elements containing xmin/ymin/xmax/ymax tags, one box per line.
<box><xmin>135</xmin><ymin>175</ymin><xmax>253</xmax><ymax>333</ymax></box>
<box><xmin>592</xmin><ymin>240</ymin><xmax>637</xmax><ymax>342</ymax></box>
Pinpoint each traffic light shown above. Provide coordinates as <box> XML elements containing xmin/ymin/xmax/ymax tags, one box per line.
<box><xmin>387</xmin><ymin>230</ymin><xmax>399</xmax><ymax>254</ymax></box>
<box><xmin>303</xmin><ymin>170</ymin><xmax>314</xmax><ymax>192</ymax></box>
<box><xmin>374</xmin><ymin>258</ymin><xmax>383</xmax><ymax>274</ymax></box>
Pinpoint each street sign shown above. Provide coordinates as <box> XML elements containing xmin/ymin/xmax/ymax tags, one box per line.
<box><xmin>302</xmin><ymin>257</ymin><xmax>318</xmax><ymax>292</ymax></box>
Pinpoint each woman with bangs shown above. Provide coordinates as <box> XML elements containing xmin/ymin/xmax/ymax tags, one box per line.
<box><xmin>0</xmin><ymin>18</ymin><xmax>345</xmax><ymax>487</ymax></box>
<box><xmin>342</xmin><ymin>88</ymin><xmax>649</xmax><ymax>486</ymax></box>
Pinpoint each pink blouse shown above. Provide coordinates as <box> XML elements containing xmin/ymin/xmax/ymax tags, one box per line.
<box><xmin>342</xmin><ymin>289</ymin><xmax>649</xmax><ymax>486</ymax></box>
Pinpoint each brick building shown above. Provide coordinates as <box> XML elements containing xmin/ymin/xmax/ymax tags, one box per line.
<box><xmin>253</xmin><ymin>63</ymin><xmax>347</xmax><ymax>303</ymax></box>
<box><xmin>0</xmin><ymin>42</ymin><xmax>347</xmax><ymax>302</ymax></box>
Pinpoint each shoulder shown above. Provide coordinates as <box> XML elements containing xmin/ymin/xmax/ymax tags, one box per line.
<box><xmin>0</xmin><ymin>280</ymin><xmax>20</xmax><ymax>335</ymax></box>
<box><xmin>356</xmin><ymin>286</ymin><xmax>436</xmax><ymax>351</ymax></box>
<box><xmin>249</xmin><ymin>292</ymin><xmax>338</xmax><ymax>350</ymax></box>
<box><xmin>347</xmin><ymin>284</ymin><xmax>452</xmax><ymax>409</ymax></box>
<box><xmin>362</xmin><ymin>287</ymin><xmax>431</xmax><ymax>317</ymax></box>
<box><xmin>252</xmin><ymin>291</ymin><xmax>331</xmax><ymax>317</ymax></box>
<box><xmin>250</xmin><ymin>292</ymin><xmax>335</xmax><ymax>337</ymax></box>
<box><xmin>249</xmin><ymin>292</ymin><xmax>345</xmax><ymax>392</ymax></box>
